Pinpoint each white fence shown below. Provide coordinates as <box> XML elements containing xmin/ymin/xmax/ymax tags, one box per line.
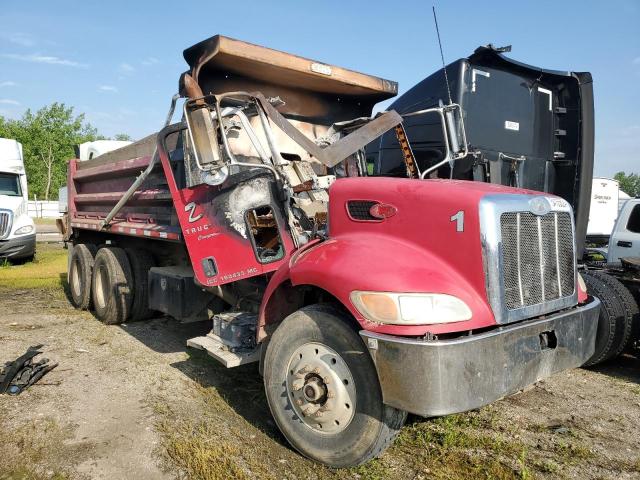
<box><xmin>28</xmin><ymin>200</ymin><xmax>62</xmax><ymax>219</ymax></box>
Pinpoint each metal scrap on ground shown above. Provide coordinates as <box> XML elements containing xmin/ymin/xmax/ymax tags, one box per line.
<box><xmin>0</xmin><ymin>345</ymin><xmax>58</xmax><ymax>395</ymax></box>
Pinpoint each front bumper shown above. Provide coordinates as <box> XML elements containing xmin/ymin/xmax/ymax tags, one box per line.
<box><xmin>0</xmin><ymin>234</ymin><xmax>36</xmax><ymax>259</ymax></box>
<box><xmin>360</xmin><ymin>297</ymin><xmax>600</xmax><ymax>417</ymax></box>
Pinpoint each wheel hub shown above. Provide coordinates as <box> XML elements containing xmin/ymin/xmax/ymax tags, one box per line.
<box><xmin>286</xmin><ymin>342</ymin><xmax>356</xmax><ymax>434</ymax></box>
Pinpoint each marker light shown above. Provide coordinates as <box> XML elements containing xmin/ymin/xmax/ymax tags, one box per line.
<box><xmin>577</xmin><ymin>272</ymin><xmax>587</xmax><ymax>295</ymax></box>
<box><xmin>350</xmin><ymin>291</ymin><xmax>472</xmax><ymax>325</ymax></box>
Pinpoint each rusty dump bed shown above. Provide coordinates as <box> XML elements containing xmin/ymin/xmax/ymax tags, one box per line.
<box><xmin>67</xmin><ymin>136</ymin><xmax>181</xmax><ymax>241</ymax></box>
<box><xmin>181</xmin><ymin>35</ymin><xmax>397</xmax><ymax>123</ymax></box>
<box><xmin>67</xmin><ymin>35</ymin><xmax>399</xmax><ymax>243</ymax></box>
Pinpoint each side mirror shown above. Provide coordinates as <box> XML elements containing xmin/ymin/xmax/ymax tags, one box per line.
<box><xmin>401</xmin><ymin>102</ymin><xmax>468</xmax><ymax>178</ymax></box>
<box><xmin>184</xmin><ymin>99</ymin><xmax>231</xmax><ymax>186</ymax></box>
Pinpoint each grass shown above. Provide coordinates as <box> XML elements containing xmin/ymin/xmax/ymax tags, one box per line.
<box><xmin>0</xmin><ymin>243</ymin><xmax>67</xmax><ymax>290</ymax></box>
<box><xmin>0</xmin><ymin>415</ymin><xmax>88</xmax><ymax>480</ymax></box>
<box><xmin>157</xmin><ymin>420</ymin><xmax>251</xmax><ymax>480</ymax></box>
<box><xmin>33</xmin><ymin>217</ymin><xmax>59</xmax><ymax>226</ymax></box>
<box><xmin>154</xmin><ymin>368</ymin><xmax>536</xmax><ymax>480</ymax></box>
<box><xmin>392</xmin><ymin>413</ymin><xmax>529</xmax><ymax>479</ymax></box>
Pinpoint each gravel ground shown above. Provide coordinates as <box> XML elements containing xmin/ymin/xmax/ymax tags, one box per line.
<box><xmin>0</xmin><ymin>244</ymin><xmax>639</xmax><ymax>479</ymax></box>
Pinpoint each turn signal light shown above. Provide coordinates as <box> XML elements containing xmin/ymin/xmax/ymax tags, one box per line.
<box><xmin>369</xmin><ymin>203</ymin><xmax>397</xmax><ymax>219</ymax></box>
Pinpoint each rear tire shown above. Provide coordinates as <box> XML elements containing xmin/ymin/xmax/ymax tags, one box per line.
<box><xmin>582</xmin><ymin>272</ymin><xmax>627</xmax><ymax>365</ymax></box>
<box><xmin>125</xmin><ymin>248</ymin><xmax>156</xmax><ymax>321</ymax></box>
<box><xmin>68</xmin><ymin>243</ymin><xmax>97</xmax><ymax>310</ymax></box>
<box><xmin>263</xmin><ymin>304</ymin><xmax>406</xmax><ymax>467</ymax></box>
<box><xmin>91</xmin><ymin>247</ymin><xmax>133</xmax><ymax>324</ymax></box>
<box><xmin>588</xmin><ymin>271</ymin><xmax>637</xmax><ymax>355</ymax></box>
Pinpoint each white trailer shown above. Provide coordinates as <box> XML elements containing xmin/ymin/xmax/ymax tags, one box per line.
<box><xmin>0</xmin><ymin>138</ymin><xmax>36</xmax><ymax>260</ymax></box>
<box><xmin>586</xmin><ymin>177</ymin><xmax>620</xmax><ymax>245</ymax></box>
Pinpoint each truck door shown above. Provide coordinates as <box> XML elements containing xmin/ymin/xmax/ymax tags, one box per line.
<box><xmin>608</xmin><ymin>200</ymin><xmax>640</xmax><ymax>262</ymax></box>
<box><xmin>157</xmin><ymin>124</ymin><xmax>294</xmax><ymax>289</ymax></box>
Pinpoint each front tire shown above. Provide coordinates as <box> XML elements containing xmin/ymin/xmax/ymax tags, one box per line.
<box><xmin>263</xmin><ymin>305</ymin><xmax>406</xmax><ymax>467</ymax></box>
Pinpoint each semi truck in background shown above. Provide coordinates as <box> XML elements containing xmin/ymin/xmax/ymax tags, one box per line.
<box><xmin>0</xmin><ymin>138</ymin><xmax>36</xmax><ymax>261</ymax></box>
<box><xmin>367</xmin><ymin>44</ymin><xmax>639</xmax><ymax>362</ymax></box>
<box><xmin>60</xmin><ymin>35</ymin><xmax>600</xmax><ymax>466</ymax></box>
<box><xmin>75</xmin><ymin>140</ymin><xmax>133</xmax><ymax>161</ymax></box>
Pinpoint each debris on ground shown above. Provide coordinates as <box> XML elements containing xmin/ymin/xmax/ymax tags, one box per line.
<box><xmin>0</xmin><ymin>345</ymin><xmax>58</xmax><ymax>395</ymax></box>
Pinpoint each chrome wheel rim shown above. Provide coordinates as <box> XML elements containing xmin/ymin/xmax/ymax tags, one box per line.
<box><xmin>286</xmin><ymin>342</ymin><xmax>356</xmax><ymax>434</ymax></box>
<box><xmin>95</xmin><ymin>265</ymin><xmax>107</xmax><ymax>309</ymax></box>
<box><xmin>70</xmin><ymin>259</ymin><xmax>81</xmax><ymax>298</ymax></box>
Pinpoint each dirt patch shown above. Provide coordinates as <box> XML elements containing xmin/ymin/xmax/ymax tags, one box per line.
<box><xmin>1</xmin><ymin>244</ymin><xmax>639</xmax><ymax>479</ymax></box>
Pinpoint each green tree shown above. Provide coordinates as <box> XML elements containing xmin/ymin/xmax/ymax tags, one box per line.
<box><xmin>613</xmin><ymin>171</ymin><xmax>640</xmax><ymax>197</ymax></box>
<box><xmin>0</xmin><ymin>103</ymin><xmax>100</xmax><ymax>200</ymax></box>
<box><xmin>113</xmin><ymin>133</ymin><xmax>133</xmax><ymax>141</ymax></box>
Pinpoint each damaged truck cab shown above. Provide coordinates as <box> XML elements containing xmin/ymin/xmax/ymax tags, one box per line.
<box><xmin>64</xmin><ymin>36</ymin><xmax>600</xmax><ymax>467</ymax></box>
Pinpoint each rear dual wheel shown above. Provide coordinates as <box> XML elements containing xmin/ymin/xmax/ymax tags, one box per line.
<box><xmin>582</xmin><ymin>271</ymin><xmax>635</xmax><ymax>365</ymax></box>
<box><xmin>69</xmin><ymin>243</ymin><xmax>155</xmax><ymax>324</ymax></box>
<box><xmin>92</xmin><ymin>247</ymin><xmax>133</xmax><ymax>324</ymax></box>
<box><xmin>68</xmin><ymin>243</ymin><xmax>97</xmax><ymax>310</ymax></box>
<box><xmin>263</xmin><ymin>305</ymin><xmax>406</xmax><ymax>467</ymax></box>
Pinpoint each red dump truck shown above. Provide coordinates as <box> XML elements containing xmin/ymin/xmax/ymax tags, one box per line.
<box><xmin>62</xmin><ymin>35</ymin><xmax>600</xmax><ymax>467</ymax></box>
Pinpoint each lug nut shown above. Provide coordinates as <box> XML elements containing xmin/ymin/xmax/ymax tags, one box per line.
<box><xmin>314</xmin><ymin>411</ymin><xmax>323</xmax><ymax>418</ymax></box>
<box><xmin>327</xmin><ymin>392</ymin><xmax>335</xmax><ymax>399</ymax></box>
<box><xmin>296</xmin><ymin>399</ymin><xmax>303</xmax><ymax>406</ymax></box>
<box><xmin>313</xmin><ymin>367</ymin><xmax>320</xmax><ymax>374</ymax></box>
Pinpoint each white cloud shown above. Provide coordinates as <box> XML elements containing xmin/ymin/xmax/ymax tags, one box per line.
<box><xmin>1</xmin><ymin>53</ymin><xmax>88</xmax><ymax>68</ymax></box>
<box><xmin>0</xmin><ymin>81</ymin><xmax>17</xmax><ymax>87</ymax></box>
<box><xmin>98</xmin><ymin>85</ymin><xmax>118</xmax><ymax>93</ymax></box>
<box><xmin>2</xmin><ymin>33</ymin><xmax>35</xmax><ymax>47</ymax></box>
<box><xmin>141</xmin><ymin>57</ymin><xmax>159</xmax><ymax>66</ymax></box>
<box><xmin>0</xmin><ymin>99</ymin><xmax>20</xmax><ymax>105</ymax></box>
<box><xmin>119</xmin><ymin>62</ymin><xmax>135</xmax><ymax>73</ymax></box>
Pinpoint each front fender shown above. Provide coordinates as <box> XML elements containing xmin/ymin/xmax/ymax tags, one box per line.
<box><xmin>259</xmin><ymin>233</ymin><xmax>496</xmax><ymax>338</ymax></box>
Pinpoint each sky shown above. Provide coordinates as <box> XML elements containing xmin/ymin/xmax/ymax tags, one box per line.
<box><xmin>0</xmin><ymin>0</ymin><xmax>638</xmax><ymax>178</ymax></box>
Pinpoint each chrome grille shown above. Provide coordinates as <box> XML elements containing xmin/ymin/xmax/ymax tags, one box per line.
<box><xmin>500</xmin><ymin>211</ymin><xmax>574</xmax><ymax>310</ymax></box>
<box><xmin>0</xmin><ymin>211</ymin><xmax>11</xmax><ymax>239</ymax></box>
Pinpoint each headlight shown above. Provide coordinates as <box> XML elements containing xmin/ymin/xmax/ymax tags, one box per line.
<box><xmin>350</xmin><ymin>291</ymin><xmax>472</xmax><ymax>325</ymax></box>
<box><xmin>577</xmin><ymin>272</ymin><xmax>587</xmax><ymax>294</ymax></box>
<box><xmin>15</xmin><ymin>225</ymin><xmax>34</xmax><ymax>235</ymax></box>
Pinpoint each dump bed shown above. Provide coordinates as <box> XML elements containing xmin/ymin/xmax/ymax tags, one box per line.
<box><xmin>66</xmin><ymin>135</ymin><xmax>180</xmax><ymax>241</ymax></box>
<box><xmin>181</xmin><ymin>35</ymin><xmax>397</xmax><ymax>124</ymax></box>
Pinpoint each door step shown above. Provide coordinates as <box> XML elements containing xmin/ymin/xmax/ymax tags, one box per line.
<box><xmin>187</xmin><ymin>334</ymin><xmax>260</xmax><ymax>368</ymax></box>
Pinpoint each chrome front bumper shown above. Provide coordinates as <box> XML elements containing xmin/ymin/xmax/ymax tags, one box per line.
<box><xmin>360</xmin><ymin>297</ymin><xmax>600</xmax><ymax>417</ymax></box>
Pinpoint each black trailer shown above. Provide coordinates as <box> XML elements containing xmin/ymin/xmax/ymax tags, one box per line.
<box><xmin>366</xmin><ymin>45</ymin><xmax>594</xmax><ymax>258</ymax></box>
<box><xmin>367</xmin><ymin>45</ymin><xmax>639</xmax><ymax>363</ymax></box>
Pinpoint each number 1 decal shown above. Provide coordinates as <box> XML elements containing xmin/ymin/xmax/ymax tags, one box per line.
<box><xmin>450</xmin><ymin>210</ymin><xmax>464</xmax><ymax>232</ymax></box>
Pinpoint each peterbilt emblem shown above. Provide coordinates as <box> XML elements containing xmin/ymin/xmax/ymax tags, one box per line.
<box><xmin>529</xmin><ymin>197</ymin><xmax>551</xmax><ymax>216</ymax></box>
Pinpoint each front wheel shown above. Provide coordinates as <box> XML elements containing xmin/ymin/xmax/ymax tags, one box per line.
<box><xmin>263</xmin><ymin>305</ymin><xmax>406</xmax><ymax>467</ymax></box>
